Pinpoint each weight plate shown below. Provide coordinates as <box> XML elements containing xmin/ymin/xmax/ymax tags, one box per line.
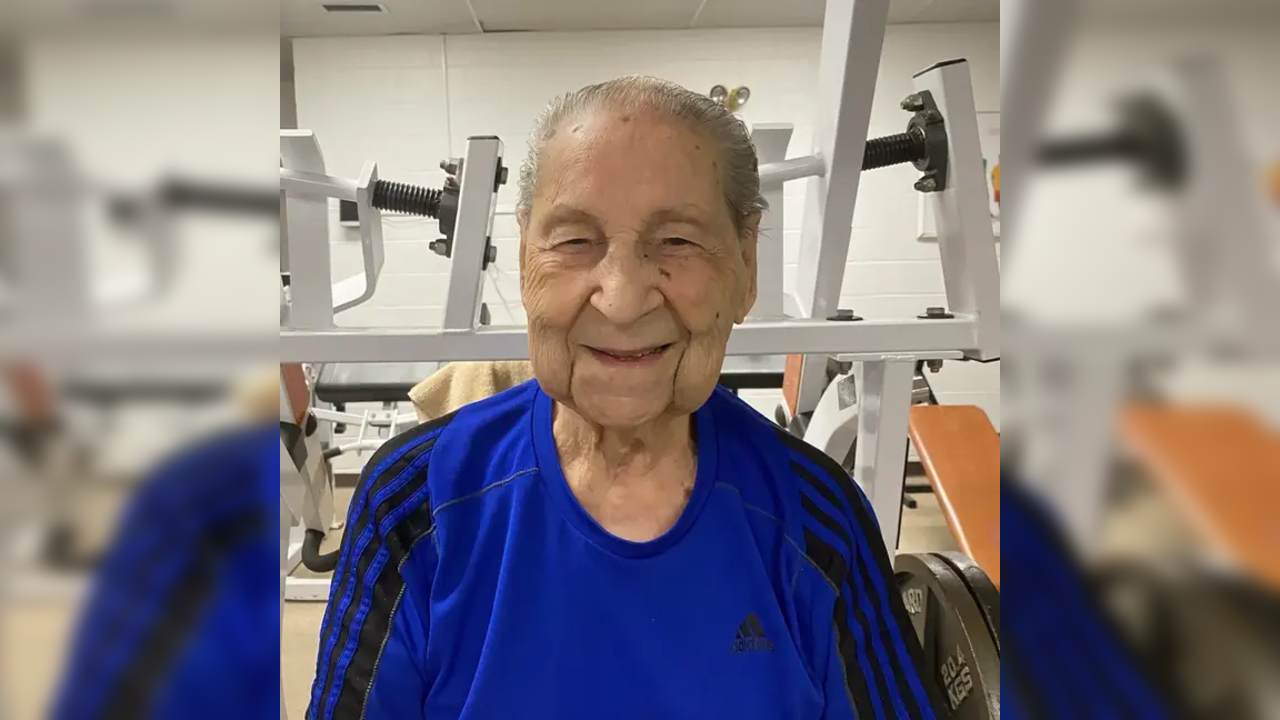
<box><xmin>934</xmin><ymin>552</ymin><xmax>1001</xmax><ymax>654</ymax></box>
<box><xmin>895</xmin><ymin>552</ymin><xmax>1001</xmax><ymax>720</ymax></box>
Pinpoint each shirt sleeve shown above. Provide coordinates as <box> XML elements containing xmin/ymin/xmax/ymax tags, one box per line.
<box><xmin>306</xmin><ymin>428</ymin><xmax>443</xmax><ymax>720</ymax></box>
<box><xmin>783</xmin><ymin>438</ymin><xmax>949</xmax><ymax>720</ymax></box>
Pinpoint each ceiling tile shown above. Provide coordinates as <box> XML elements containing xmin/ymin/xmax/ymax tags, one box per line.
<box><xmin>471</xmin><ymin>0</ymin><xmax>703</xmax><ymax>32</ymax></box>
<box><xmin>283</xmin><ymin>0</ymin><xmax>478</xmax><ymax>37</ymax></box>
<box><xmin>693</xmin><ymin>0</ymin><xmax>825</xmax><ymax>28</ymax></box>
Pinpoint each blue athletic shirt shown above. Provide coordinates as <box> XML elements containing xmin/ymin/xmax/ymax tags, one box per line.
<box><xmin>308</xmin><ymin>381</ymin><xmax>945</xmax><ymax>720</ymax></box>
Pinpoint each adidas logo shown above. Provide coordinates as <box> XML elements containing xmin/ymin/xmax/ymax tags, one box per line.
<box><xmin>730</xmin><ymin>613</ymin><xmax>775</xmax><ymax>654</ymax></box>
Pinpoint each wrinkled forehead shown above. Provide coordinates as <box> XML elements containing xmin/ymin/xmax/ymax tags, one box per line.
<box><xmin>531</xmin><ymin>107</ymin><xmax>728</xmax><ymax>225</ymax></box>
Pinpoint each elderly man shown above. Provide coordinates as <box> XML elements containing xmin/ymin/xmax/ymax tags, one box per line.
<box><xmin>308</xmin><ymin>76</ymin><xmax>944</xmax><ymax>720</ymax></box>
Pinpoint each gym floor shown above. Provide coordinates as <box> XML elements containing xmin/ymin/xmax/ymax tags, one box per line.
<box><xmin>1</xmin><ymin>482</ymin><xmax>958</xmax><ymax>719</ymax></box>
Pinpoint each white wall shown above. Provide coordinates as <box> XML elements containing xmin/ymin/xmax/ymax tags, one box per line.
<box><xmin>292</xmin><ymin>25</ymin><xmax>1003</xmax><ymax>423</ymax></box>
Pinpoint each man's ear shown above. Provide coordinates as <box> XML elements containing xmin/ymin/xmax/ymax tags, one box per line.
<box><xmin>734</xmin><ymin>213</ymin><xmax>760</xmax><ymax>324</ymax></box>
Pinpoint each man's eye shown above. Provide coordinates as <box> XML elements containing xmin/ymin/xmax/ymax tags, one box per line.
<box><xmin>557</xmin><ymin>238</ymin><xmax>591</xmax><ymax>247</ymax></box>
<box><xmin>664</xmin><ymin>237</ymin><xmax>694</xmax><ymax>247</ymax></box>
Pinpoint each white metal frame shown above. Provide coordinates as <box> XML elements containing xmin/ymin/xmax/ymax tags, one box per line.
<box><xmin>914</xmin><ymin>60</ymin><xmax>1001</xmax><ymax>361</ymax></box>
<box><xmin>280</xmin><ymin>130</ymin><xmax>385</xmax><ymax>326</ymax></box>
<box><xmin>280</xmin><ymin>315</ymin><xmax>982</xmax><ymax>363</ymax></box>
<box><xmin>790</xmin><ymin>0</ymin><xmax>893</xmax><ymax>414</ymax></box>
<box><xmin>800</xmin><ymin>59</ymin><xmax>1001</xmax><ymax>548</ymax></box>
<box><xmin>442</xmin><ymin>136</ymin><xmax>504</xmax><ymax>330</ymax></box>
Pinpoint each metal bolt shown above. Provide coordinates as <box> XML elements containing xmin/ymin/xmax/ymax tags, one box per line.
<box><xmin>485</xmin><ymin>245</ymin><xmax>497</xmax><ymax>267</ymax></box>
<box><xmin>495</xmin><ymin>166</ymin><xmax>509</xmax><ymax>187</ymax></box>
<box><xmin>914</xmin><ymin>176</ymin><xmax>937</xmax><ymax>193</ymax></box>
<box><xmin>918</xmin><ymin>306</ymin><xmax>954</xmax><ymax>319</ymax></box>
<box><xmin>900</xmin><ymin>93</ymin><xmax>925</xmax><ymax>112</ymax></box>
<box><xmin>440</xmin><ymin>158</ymin><xmax>460</xmax><ymax>175</ymax></box>
<box><xmin>429</xmin><ymin>238</ymin><xmax>451</xmax><ymax>257</ymax></box>
<box><xmin>827</xmin><ymin>308</ymin><xmax>863</xmax><ymax>322</ymax></box>
<box><xmin>926</xmin><ymin>359</ymin><xmax>943</xmax><ymax>373</ymax></box>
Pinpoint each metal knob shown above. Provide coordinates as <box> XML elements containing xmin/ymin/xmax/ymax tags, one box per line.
<box><xmin>918</xmin><ymin>306</ymin><xmax>954</xmax><ymax>319</ymax></box>
<box><xmin>827</xmin><ymin>308</ymin><xmax>863</xmax><ymax>322</ymax></box>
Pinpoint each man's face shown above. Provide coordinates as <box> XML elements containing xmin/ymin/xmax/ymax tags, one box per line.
<box><xmin>519</xmin><ymin>108</ymin><xmax>758</xmax><ymax>429</ymax></box>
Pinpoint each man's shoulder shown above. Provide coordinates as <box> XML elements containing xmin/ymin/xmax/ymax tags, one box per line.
<box><xmin>706</xmin><ymin>387</ymin><xmax>852</xmax><ymax>496</ymax></box>
<box><xmin>706</xmin><ymin>388</ymin><xmax>875</xmax><ymax>562</ymax></box>
<box><xmin>440</xmin><ymin>378</ymin><xmax>541</xmax><ymax>441</ymax></box>
<box><xmin>358</xmin><ymin>381</ymin><xmax>541</xmax><ymax>517</ymax></box>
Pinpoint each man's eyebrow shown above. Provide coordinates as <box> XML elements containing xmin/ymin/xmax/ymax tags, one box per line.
<box><xmin>539</xmin><ymin>205</ymin><xmax>600</xmax><ymax>231</ymax></box>
<box><xmin>642</xmin><ymin>208</ymin><xmax>711</xmax><ymax>234</ymax></box>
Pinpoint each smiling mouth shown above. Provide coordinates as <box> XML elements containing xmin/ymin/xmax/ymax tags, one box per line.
<box><xmin>585</xmin><ymin>343</ymin><xmax>674</xmax><ymax>366</ymax></box>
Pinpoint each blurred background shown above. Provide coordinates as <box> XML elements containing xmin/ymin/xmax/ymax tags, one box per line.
<box><xmin>0</xmin><ymin>4</ymin><xmax>280</xmax><ymax>719</ymax></box>
<box><xmin>1001</xmin><ymin>0</ymin><xmax>1280</xmax><ymax>718</ymax></box>
<box><xmin>0</xmin><ymin>0</ymin><xmax>1277</xmax><ymax>717</ymax></box>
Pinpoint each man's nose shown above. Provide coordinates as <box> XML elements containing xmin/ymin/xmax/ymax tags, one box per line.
<box><xmin>590</xmin><ymin>243</ymin><xmax>664</xmax><ymax>326</ymax></box>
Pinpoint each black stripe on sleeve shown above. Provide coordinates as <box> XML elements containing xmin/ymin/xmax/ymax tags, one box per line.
<box><xmin>804</xmin><ymin>528</ymin><xmax>879</xmax><ymax>720</ymax></box>
<box><xmin>795</xmin><ymin>459</ymin><xmax>853</xmax><ymax>521</ymax></box>
<box><xmin>797</xmin><ymin>470</ymin><xmax>855</xmax><ymax>552</ymax></box>
<box><xmin>330</xmin><ymin>502</ymin><xmax>436</xmax><ymax>718</ymax></box>
<box><xmin>775</xmin><ymin>428</ymin><xmax>879</xmax><ymax>534</ymax></box>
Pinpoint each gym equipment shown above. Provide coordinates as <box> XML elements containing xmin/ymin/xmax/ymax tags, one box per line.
<box><xmin>908</xmin><ymin>404</ymin><xmax>1000</xmax><ymax>586</ymax></box>
<box><xmin>895</xmin><ymin>552</ymin><xmax>1001</xmax><ymax>720</ymax></box>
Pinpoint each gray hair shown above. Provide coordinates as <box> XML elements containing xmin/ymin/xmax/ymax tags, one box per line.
<box><xmin>516</xmin><ymin>75</ymin><xmax>767</xmax><ymax>234</ymax></box>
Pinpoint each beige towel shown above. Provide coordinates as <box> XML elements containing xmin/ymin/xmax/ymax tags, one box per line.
<box><xmin>408</xmin><ymin>361</ymin><xmax>535</xmax><ymax>422</ymax></box>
